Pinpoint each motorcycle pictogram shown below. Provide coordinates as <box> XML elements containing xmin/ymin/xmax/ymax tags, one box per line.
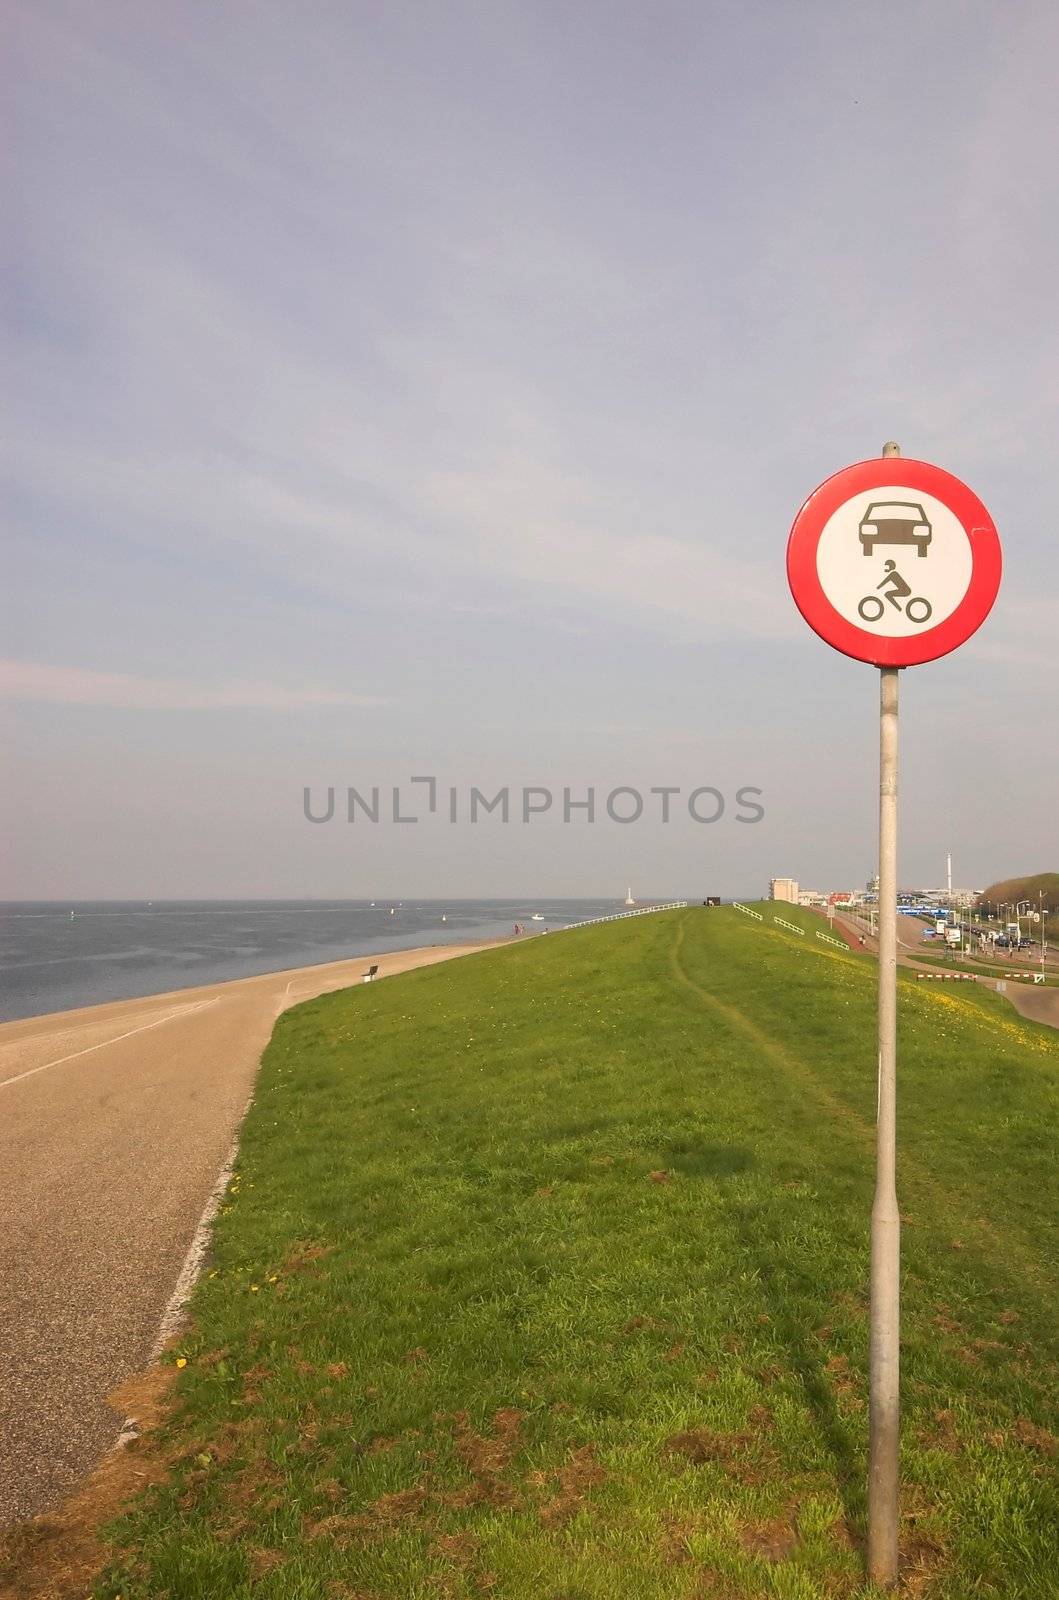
<box><xmin>858</xmin><ymin>559</ymin><xmax>932</xmax><ymax>626</ymax></box>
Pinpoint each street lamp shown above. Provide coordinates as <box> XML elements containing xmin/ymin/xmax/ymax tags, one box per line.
<box><xmin>997</xmin><ymin>903</ymin><xmax>1010</xmax><ymax>958</ymax></box>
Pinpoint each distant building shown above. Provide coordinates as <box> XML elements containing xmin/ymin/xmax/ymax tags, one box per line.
<box><xmin>798</xmin><ymin>890</ymin><xmax>827</xmax><ymax>907</ymax></box>
<box><xmin>769</xmin><ymin>877</ymin><xmax>799</xmax><ymax>904</ymax></box>
<box><xmin>928</xmin><ymin>886</ymin><xmax>981</xmax><ymax>909</ymax></box>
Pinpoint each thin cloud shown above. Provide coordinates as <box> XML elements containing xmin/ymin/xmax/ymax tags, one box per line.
<box><xmin>422</xmin><ymin>462</ymin><xmax>800</xmax><ymax>640</ymax></box>
<box><xmin>0</xmin><ymin>661</ymin><xmax>386</xmax><ymax>711</ymax></box>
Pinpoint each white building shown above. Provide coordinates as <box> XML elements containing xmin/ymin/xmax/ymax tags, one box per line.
<box><xmin>769</xmin><ymin>877</ymin><xmax>799</xmax><ymax>904</ymax></box>
<box><xmin>928</xmin><ymin>886</ymin><xmax>980</xmax><ymax>909</ymax></box>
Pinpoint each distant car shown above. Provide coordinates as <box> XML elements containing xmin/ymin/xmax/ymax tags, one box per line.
<box><xmin>859</xmin><ymin>502</ymin><xmax>932</xmax><ymax>557</ymax></box>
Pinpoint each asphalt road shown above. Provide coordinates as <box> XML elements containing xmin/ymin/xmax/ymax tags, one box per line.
<box><xmin>0</xmin><ymin>942</ymin><xmax>495</xmax><ymax>1527</ymax></box>
<box><xmin>1002</xmin><ymin>981</ymin><xmax>1059</xmax><ymax>1029</ymax></box>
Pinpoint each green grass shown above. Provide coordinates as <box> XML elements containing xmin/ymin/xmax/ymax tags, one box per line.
<box><xmin>97</xmin><ymin>907</ymin><xmax>1059</xmax><ymax>1599</ymax></box>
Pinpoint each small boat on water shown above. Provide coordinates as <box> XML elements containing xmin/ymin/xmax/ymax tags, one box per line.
<box><xmin>531</xmin><ymin>913</ymin><xmax>544</xmax><ymax>921</ymax></box>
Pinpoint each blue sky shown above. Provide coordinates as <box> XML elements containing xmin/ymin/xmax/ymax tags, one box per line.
<box><xmin>4</xmin><ymin>0</ymin><xmax>1056</xmax><ymax>899</ymax></box>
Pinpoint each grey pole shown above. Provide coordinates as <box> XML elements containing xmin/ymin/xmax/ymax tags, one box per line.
<box><xmin>869</xmin><ymin>439</ymin><xmax>902</xmax><ymax>1586</ymax></box>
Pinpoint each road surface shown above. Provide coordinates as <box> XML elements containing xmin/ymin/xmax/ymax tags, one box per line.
<box><xmin>0</xmin><ymin>942</ymin><xmax>498</xmax><ymax>1527</ymax></box>
<box><xmin>1002</xmin><ymin>982</ymin><xmax>1059</xmax><ymax>1029</ymax></box>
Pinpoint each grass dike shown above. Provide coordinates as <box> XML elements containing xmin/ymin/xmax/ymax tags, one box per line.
<box><xmin>7</xmin><ymin>905</ymin><xmax>1058</xmax><ymax>1598</ymax></box>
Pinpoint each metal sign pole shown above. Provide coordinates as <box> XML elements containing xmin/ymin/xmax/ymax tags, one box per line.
<box><xmin>787</xmin><ymin>437</ymin><xmax>1001</xmax><ymax>1586</ymax></box>
<box><xmin>868</xmin><ymin>439</ymin><xmax>902</xmax><ymax>1586</ymax></box>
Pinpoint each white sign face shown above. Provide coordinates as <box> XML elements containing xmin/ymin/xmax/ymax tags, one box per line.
<box><xmin>815</xmin><ymin>488</ymin><xmax>973</xmax><ymax>639</ymax></box>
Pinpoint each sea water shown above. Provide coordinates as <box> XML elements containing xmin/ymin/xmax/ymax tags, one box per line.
<box><xmin>0</xmin><ymin>898</ymin><xmax>626</xmax><ymax>1020</ymax></box>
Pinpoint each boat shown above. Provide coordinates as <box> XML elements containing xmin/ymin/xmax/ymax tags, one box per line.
<box><xmin>531</xmin><ymin>913</ymin><xmax>544</xmax><ymax>921</ymax></box>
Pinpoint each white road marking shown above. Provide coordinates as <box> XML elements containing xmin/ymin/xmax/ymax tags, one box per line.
<box><xmin>0</xmin><ymin>999</ymin><xmax>220</xmax><ymax>1090</ymax></box>
<box><xmin>148</xmin><ymin>976</ymin><xmax>310</xmax><ymax>1361</ymax></box>
<box><xmin>108</xmin><ymin>950</ymin><xmax>488</xmax><ymax>1449</ymax></box>
<box><xmin>150</xmin><ymin>1131</ymin><xmax>242</xmax><ymax>1359</ymax></box>
<box><xmin>148</xmin><ymin>970</ymin><xmax>335</xmax><ymax>1368</ymax></box>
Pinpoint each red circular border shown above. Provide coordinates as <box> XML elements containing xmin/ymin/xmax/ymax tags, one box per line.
<box><xmin>787</xmin><ymin>458</ymin><xmax>1002</xmax><ymax>667</ymax></box>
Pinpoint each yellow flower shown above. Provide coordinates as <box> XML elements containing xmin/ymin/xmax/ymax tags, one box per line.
<box><xmin>175</xmin><ymin>1357</ymin><xmax>187</xmax><ymax>1368</ymax></box>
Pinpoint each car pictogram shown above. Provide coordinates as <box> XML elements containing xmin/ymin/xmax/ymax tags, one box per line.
<box><xmin>859</xmin><ymin>501</ymin><xmax>932</xmax><ymax>557</ymax></box>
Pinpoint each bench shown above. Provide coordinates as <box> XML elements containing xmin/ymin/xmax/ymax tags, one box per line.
<box><xmin>362</xmin><ymin>963</ymin><xmax>379</xmax><ymax>983</ymax></box>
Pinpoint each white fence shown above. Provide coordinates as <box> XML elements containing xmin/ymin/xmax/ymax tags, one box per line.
<box><xmin>916</xmin><ymin>972</ymin><xmax>978</xmax><ymax>982</ymax></box>
<box><xmin>557</xmin><ymin>901</ymin><xmax>688</xmax><ymax>933</ymax></box>
<box><xmin>733</xmin><ymin>903</ymin><xmax>849</xmax><ymax>951</ymax></box>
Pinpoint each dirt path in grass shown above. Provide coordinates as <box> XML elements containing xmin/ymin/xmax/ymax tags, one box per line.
<box><xmin>0</xmin><ymin>940</ymin><xmax>504</xmax><ymax>1528</ymax></box>
<box><xmin>666</xmin><ymin>917</ymin><xmax>1056</xmax><ymax>1307</ymax></box>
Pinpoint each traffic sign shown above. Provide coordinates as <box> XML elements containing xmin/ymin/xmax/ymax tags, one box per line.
<box><xmin>785</xmin><ymin>442</ymin><xmax>1004</xmax><ymax>1587</ymax></box>
<box><xmin>787</xmin><ymin>458</ymin><xmax>1002</xmax><ymax>667</ymax></box>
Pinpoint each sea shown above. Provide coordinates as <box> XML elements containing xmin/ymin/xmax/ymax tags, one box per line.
<box><xmin>0</xmin><ymin>899</ymin><xmax>631</xmax><ymax>1022</ymax></box>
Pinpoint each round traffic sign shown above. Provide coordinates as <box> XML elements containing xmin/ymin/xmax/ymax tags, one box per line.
<box><xmin>787</xmin><ymin>458</ymin><xmax>1002</xmax><ymax>666</ymax></box>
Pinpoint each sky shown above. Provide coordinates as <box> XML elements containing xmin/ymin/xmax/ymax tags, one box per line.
<box><xmin>3</xmin><ymin>0</ymin><xmax>1057</xmax><ymax>900</ymax></box>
